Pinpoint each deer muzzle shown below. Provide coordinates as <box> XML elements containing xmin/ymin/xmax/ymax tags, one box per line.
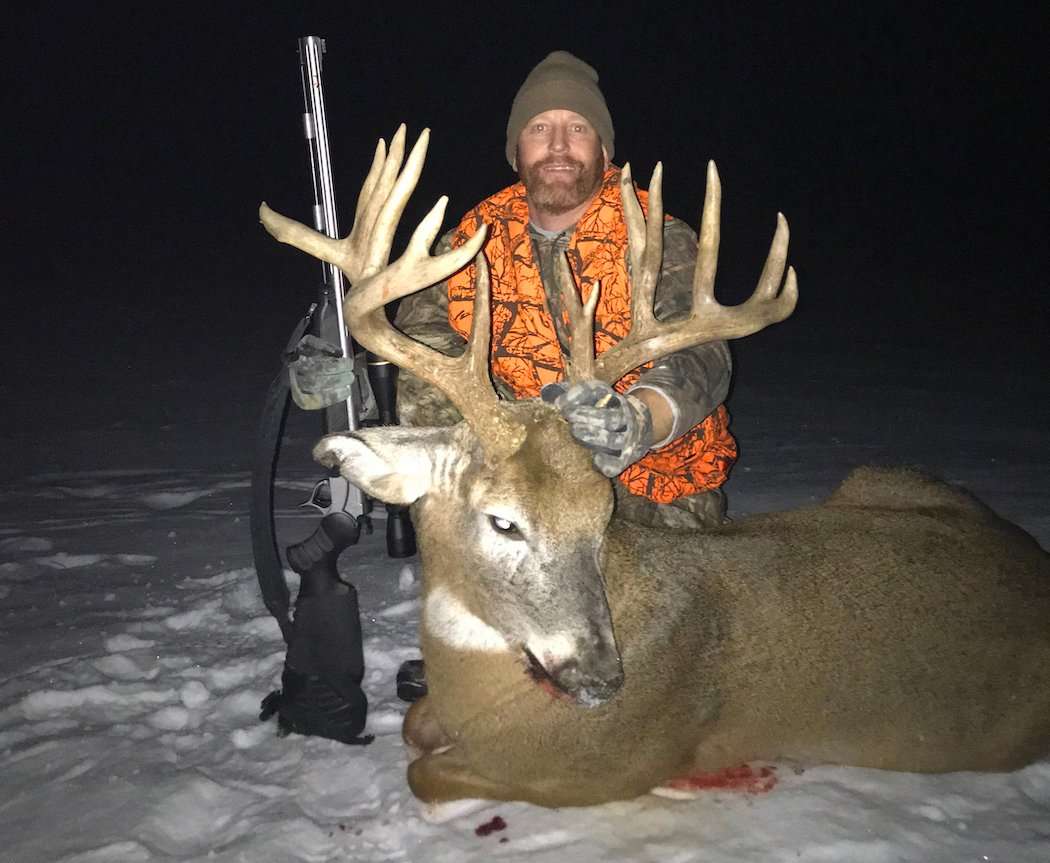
<box><xmin>524</xmin><ymin>611</ymin><xmax>624</xmax><ymax>708</ymax></box>
<box><xmin>546</xmin><ymin>648</ymin><xmax>624</xmax><ymax>708</ymax></box>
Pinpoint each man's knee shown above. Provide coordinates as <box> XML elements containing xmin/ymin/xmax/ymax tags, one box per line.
<box><xmin>670</xmin><ymin>487</ymin><xmax>727</xmax><ymax>527</ymax></box>
<box><xmin>613</xmin><ymin>484</ymin><xmax>727</xmax><ymax>529</ymax></box>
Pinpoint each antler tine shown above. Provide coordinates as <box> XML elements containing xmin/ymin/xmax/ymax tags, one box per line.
<box><xmin>362</xmin><ymin>125</ymin><xmax>423</xmax><ymax>276</ymax></box>
<box><xmin>452</xmin><ymin>253</ymin><xmax>530</xmax><ymax>454</ymax></box>
<box><xmin>617</xmin><ymin>162</ymin><xmax>664</xmax><ymax>329</ymax></box>
<box><xmin>463</xmin><ymin>253</ymin><xmax>497</xmax><ymax>394</ymax></box>
<box><xmin>692</xmin><ymin>159</ymin><xmax>721</xmax><ymax>306</ymax></box>
<box><xmin>592</xmin><ymin>159</ymin><xmax>798</xmax><ymax>385</ymax></box>
<box><xmin>590</xmin><ymin>162</ymin><xmax>666</xmax><ymax>384</ymax></box>
<box><xmin>752</xmin><ymin>214</ymin><xmax>795</xmax><ymax>306</ymax></box>
<box><xmin>554</xmin><ymin>255</ymin><xmax>599</xmax><ymax>381</ymax></box>
<box><xmin>258</xmin><ymin>202</ymin><xmax>346</xmax><ymax>271</ymax></box>
<box><xmin>350</xmin><ymin>134</ymin><xmax>387</xmax><ymax>229</ymax></box>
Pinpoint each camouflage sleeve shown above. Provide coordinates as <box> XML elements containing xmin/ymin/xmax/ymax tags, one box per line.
<box><xmin>627</xmin><ymin>217</ymin><xmax>732</xmax><ymax>448</ymax></box>
<box><xmin>393</xmin><ymin>229</ymin><xmax>467</xmax><ymax>355</ymax></box>
<box><xmin>390</xmin><ymin>228</ymin><xmax>467</xmax><ymax>428</ymax></box>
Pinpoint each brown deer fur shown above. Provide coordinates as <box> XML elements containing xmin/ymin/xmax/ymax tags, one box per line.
<box><xmin>316</xmin><ymin>407</ymin><xmax>1050</xmax><ymax>807</ymax></box>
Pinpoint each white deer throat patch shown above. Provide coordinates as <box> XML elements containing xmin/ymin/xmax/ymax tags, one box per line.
<box><xmin>424</xmin><ymin>586</ymin><xmax>510</xmax><ymax>653</ymax></box>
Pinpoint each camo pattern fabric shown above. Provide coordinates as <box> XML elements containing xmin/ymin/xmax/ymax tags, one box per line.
<box><xmin>395</xmin><ymin>167</ymin><xmax>737</xmax><ymax>504</ymax></box>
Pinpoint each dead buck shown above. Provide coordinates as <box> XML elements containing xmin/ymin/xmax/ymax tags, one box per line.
<box><xmin>260</xmin><ymin>127</ymin><xmax>1050</xmax><ymax>807</ymax></box>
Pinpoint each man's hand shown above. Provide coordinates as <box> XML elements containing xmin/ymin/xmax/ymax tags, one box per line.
<box><xmin>285</xmin><ymin>335</ymin><xmax>357</xmax><ymax>411</ymax></box>
<box><xmin>542</xmin><ymin>381</ymin><xmax>654</xmax><ymax>477</ymax></box>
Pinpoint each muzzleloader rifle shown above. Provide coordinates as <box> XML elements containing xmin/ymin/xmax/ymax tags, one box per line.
<box><xmin>252</xmin><ymin>36</ymin><xmax>415</xmax><ymax>746</ymax></box>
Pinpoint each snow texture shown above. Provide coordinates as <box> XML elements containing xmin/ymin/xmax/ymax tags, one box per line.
<box><xmin>2</xmin><ymin>336</ymin><xmax>1048</xmax><ymax>862</ymax></box>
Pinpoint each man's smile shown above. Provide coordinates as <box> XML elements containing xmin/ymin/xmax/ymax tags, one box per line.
<box><xmin>539</xmin><ymin>162</ymin><xmax>581</xmax><ymax>179</ymax></box>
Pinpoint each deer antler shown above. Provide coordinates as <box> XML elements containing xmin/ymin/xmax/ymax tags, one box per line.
<box><xmin>260</xmin><ymin>127</ymin><xmax>527</xmax><ymax>456</ymax></box>
<box><xmin>555</xmin><ymin>161</ymin><xmax>798</xmax><ymax>385</ymax></box>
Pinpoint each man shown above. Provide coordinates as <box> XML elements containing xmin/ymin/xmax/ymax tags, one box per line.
<box><xmin>395</xmin><ymin>51</ymin><xmax>735</xmax><ymax>530</ymax></box>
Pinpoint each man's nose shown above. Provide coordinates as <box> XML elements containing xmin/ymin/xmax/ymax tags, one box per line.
<box><xmin>549</xmin><ymin>126</ymin><xmax>568</xmax><ymax>152</ymax></box>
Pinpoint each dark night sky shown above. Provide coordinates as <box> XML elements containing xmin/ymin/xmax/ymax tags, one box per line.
<box><xmin>3</xmin><ymin>3</ymin><xmax>1046</xmax><ymax>437</ymax></box>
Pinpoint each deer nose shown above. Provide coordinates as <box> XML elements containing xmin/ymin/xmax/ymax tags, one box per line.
<box><xmin>550</xmin><ymin>654</ymin><xmax>624</xmax><ymax>708</ymax></box>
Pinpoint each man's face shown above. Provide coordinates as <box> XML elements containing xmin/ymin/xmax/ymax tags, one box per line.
<box><xmin>516</xmin><ymin>110</ymin><xmax>607</xmax><ymax>217</ymax></box>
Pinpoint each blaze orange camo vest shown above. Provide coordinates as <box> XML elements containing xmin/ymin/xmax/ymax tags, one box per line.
<box><xmin>446</xmin><ymin>167</ymin><xmax>737</xmax><ymax>503</ymax></box>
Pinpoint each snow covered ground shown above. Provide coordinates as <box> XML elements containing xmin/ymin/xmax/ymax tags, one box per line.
<box><xmin>2</xmin><ymin>328</ymin><xmax>1048</xmax><ymax>862</ymax></box>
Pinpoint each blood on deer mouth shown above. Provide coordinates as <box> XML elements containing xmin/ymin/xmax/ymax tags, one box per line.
<box><xmin>522</xmin><ymin>646</ymin><xmax>573</xmax><ymax>702</ymax></box>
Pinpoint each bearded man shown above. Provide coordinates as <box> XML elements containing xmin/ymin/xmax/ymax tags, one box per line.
<box><xmin>395</xmin><ymin>51</ymin><xmax>735</xmax><ymax>532</ymax></box>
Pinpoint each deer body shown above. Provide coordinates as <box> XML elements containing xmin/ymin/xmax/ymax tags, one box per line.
<box><xmin>263</xmin><ymin>127</ymin><xmax>1050</xmax><ymax>809</ymax></box>
<box><xmin>378</xmin><ymin>430</ymin><xmax>1050</xmax><ymax>807</ymax></box>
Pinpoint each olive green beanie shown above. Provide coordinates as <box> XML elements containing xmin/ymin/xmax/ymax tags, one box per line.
<box><xmin>505</xmin><ymin>51</ymin><xmax>615</xmax><ymax>169</ymax></box>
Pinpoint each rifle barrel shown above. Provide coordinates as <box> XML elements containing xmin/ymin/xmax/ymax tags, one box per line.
<box><xmin>297</xmin><ymin>36</ymin><xmax>369</xmax><ymax>519</ymax></box>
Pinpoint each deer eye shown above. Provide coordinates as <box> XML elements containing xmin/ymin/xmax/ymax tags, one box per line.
<box><xmin>489</xmin><ymin>515</ymin><xmax>523</xmax><ymax>538</ymax></box>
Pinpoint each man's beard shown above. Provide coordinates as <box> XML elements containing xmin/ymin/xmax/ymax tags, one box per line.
<box><xmin>519</xmin><ymin>151</ymin><xmax>605</xmax><ymax>217</ymax></box>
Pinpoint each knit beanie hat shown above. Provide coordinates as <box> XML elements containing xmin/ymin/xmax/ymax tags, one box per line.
<box><xmin>505</xmin><ymin>51</ymin><xmax>615</xmax><ymax>169</ymax></box>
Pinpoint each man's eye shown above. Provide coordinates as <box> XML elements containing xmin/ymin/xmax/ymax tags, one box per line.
<box><xmin>489</xmin><ymin>515</ymin><xmax>523</xmax><ymax>537</ymax></box>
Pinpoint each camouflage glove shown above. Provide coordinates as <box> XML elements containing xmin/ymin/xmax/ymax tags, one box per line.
<box><xmin>541</xmin><ymin>381</ymin><xmax>654</xmax><ymax>478</ymax></box>
<box><xmin>285</xmin><ymin>335</ymin><xmax>357</xmax><ymax>411</ymax></box>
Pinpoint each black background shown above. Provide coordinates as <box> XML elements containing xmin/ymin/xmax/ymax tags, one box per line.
<box><xmin>3</xmin><ymin>3</ymin><xmax>1045</xmax><ymax>445</ymax></box>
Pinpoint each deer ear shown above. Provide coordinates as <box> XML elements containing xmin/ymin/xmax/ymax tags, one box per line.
<box><xmin>312</xmin><ymin>427</ymin><xmax>453</xmax><ymax>505</ymax></box>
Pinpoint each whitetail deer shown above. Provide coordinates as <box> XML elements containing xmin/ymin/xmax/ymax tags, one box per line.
<box><xmin>260</xmin><ymin>127</ymin><xmax>1050</xmax><ymax>807</ymax></box>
